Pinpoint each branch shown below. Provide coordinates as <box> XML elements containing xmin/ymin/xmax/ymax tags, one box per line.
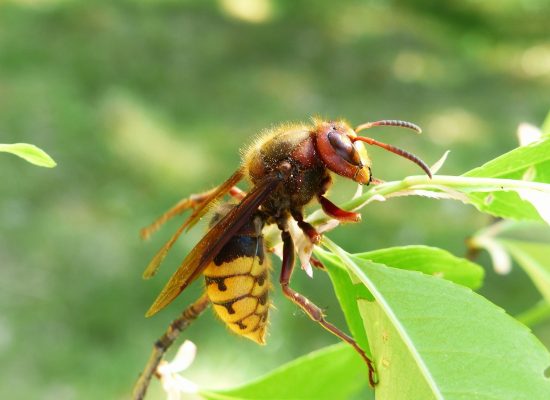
<box><xmin>132</xmin><ymin>293</ymin><xmax>210</xmax><ymax>400</ymax></box>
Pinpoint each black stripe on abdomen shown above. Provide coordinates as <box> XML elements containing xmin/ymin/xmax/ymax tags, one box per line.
<box><xmin>213</xmin><ymin>235</ymin><xmax>265</xmax><ymax>266</ymax></box>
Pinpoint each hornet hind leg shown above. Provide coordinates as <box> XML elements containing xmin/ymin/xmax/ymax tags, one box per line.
<box><xmin>278</xmin><ymin>225</ymin><xmax>377</xmax><ymax>387</ymax></box>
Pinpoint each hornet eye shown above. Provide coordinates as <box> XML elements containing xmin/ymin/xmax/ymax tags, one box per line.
<box><xmin>327</xmin><ymin>130</ymin><xmax>362</xmax><ymax>167</ymax></box>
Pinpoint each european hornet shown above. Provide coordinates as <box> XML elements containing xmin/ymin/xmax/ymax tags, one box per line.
<box><xmin>141</xmin><ymin>118</ymin><xmax>432</xmax><ymax>386</ymax></box>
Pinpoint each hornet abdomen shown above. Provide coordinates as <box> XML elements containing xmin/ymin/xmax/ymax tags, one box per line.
<box><xmin>203</xmin><ymin>209</ymin><xmax>270</xmax><ymax>344</ymax></box>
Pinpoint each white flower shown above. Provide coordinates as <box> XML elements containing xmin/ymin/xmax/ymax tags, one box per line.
<box><xmin>287</xmin><ymin>218</ymin><xmax>340</xmax><ymax>277</ymax></box>
<box><xmin>157</xmin><ymin>340</ymin><xmax>199</xmax><ymax>400</ymax></box>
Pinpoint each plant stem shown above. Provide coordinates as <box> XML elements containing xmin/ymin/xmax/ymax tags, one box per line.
<box><xmin>308</xmin><ymin>175</ymin><xmax>550</xmax><ymax>225</ymax></box>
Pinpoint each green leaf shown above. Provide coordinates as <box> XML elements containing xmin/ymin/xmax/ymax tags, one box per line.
<box><xmin>462</xmin><ymin>137</ymin><xmax>550</xmax><ymax>222</ymax></box>
<box><xmin>516</xmin><ymin>300</ymin><xmax>550</xmax><ymax>328</ymax></box>
<box><xmin>499</xmin><ymin>240</ymin><xmax>550</xmax><ymax>304</ymax></box>
<box><xmin>355</xmin><ymin>245</ymin><xmax>484</xmax><ymax>289</ymax></box>
<box><xmin>319</xmin><ymin>251</ymin><xmax>373</xmax><ymax>353</ymax></box>
<box><xmin>308</xmin><ymin>174</ymin><xmax>550</xmax><ymax>231</ymax></box>
<box><xmin>362</xmin><ymin>299</ymin><xmax>436</xmax><ymax>399</ymax></box>
<box><xmin>464</xmin><ymin>138</ymin><xmax>550</xmax><ymax>182</ymax></box>
<box><xmin>492</xmin><ymin>220</ymin><xmax>550</xmax><ymax>243</ymax></box>
<box><xmin>321</xmin><ymin>240</ymin><xmax>550</xmax><ymax>400</ymax></box>
<box><xmin>201</xmin><ymin>344</ymin><xmax>371</xmax><ymax>400</ymax></box>
<box><xmin>317</xmin><ymin>245</ymin><xmax>484</xmax><ymax>359</ymax></box>
<box><xmin>0</xmin><ymin>143</ymin><xmax>57</xmax><ymax>168</ymax></box>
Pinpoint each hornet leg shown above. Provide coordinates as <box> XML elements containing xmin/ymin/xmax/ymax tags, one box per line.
<box><xmin>317</xmin><ymin>175</ymin><xmax>361</xmax><ymax>223</ymax></box>
<box><xmin>278</xmin><ymin>227</ymin><xmax>377</xmax><ymax>386</ymax></box>
<box><xmin>141</xmin><ymin>186</ymin><xmax>245</xmax><ymax>239</ymax></box>
<box><xmin>291</xmin><ymin>209</ymin><xmax>321</xmax><ymax>244</ymax></box>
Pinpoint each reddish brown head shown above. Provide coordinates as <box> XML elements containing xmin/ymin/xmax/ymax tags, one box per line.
<box><xmin>313</xmin><ymin>120</ymin><xmax>372</xmax><ymax>184</ymax></box>
<box><xmin>313</xmin><ymin>119</ymin><xmax>432</xmax><ymax>185</ymax></box>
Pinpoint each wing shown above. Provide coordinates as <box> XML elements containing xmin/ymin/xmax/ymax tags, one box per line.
<box><xmin>184</xmin><ymin>169</ymin><xmax>245</xmax><ymax>232</ymax></box>
<box><xmin>145</xmin><ymin>172</ymin><xmax>281</xmax><ymax>317</ymax></box>
<box><xmin>142</xmin><ymin>169</ymin><xmax>244</xmax><ymax>279</ymax></box>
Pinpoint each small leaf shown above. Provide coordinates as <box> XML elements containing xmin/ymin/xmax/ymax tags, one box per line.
<box><xmin>321</xmin><ymin>240</ymin><xmax>550</xmax><ymax>400</ymax></box>
<box><xmin>463</xmin><ymin>137</ymin><xmax>550</xmax><ymax>222</ymax></box>
<box><xmin>201</xmin><ymin>344</ymin><xmax>371</xmax><ymax>400</ymax></box>
<box><xmin>464</xmin><ymin>137</ymin><xmax>550</xmax><ymax>181</ymax></box>
<box><xmin>429</xmin><ymin>150</ymin><xmax>450</xmax><ymax>175</ymax></box>
<box><xmin>0</xmin><ymin>143</ymin><xmax>57</xmax><ymax>168</ymax></box>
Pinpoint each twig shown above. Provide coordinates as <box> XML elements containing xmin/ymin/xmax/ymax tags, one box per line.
<box><xmin>132</xmin><ymin>293</ymin><xmax>210</xmax><ymax>400</ymax></box>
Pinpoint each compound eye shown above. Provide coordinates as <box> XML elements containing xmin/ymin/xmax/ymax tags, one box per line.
<box><xmin>328</xmin><ymin>131</ymin><xmax>362</xmax><ymax>166</ymax></box>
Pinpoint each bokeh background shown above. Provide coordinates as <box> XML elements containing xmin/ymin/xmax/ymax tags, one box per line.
<box><xmin>1</xmin><ymin>0</ymin><xmax>550</xmax><ymax>399</ymax></box>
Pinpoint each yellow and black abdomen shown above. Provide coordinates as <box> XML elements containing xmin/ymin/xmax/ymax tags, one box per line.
<box><xmin>204</xmin><ymin>229</ymin><xmax>270</xmax><ymax>344</ymax></box>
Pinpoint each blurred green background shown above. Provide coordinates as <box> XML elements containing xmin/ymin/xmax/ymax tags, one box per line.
<box><xmin>1</xmin><ymin>0</ymin><xmax>550</xmax><ymax>399</ymax></box>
